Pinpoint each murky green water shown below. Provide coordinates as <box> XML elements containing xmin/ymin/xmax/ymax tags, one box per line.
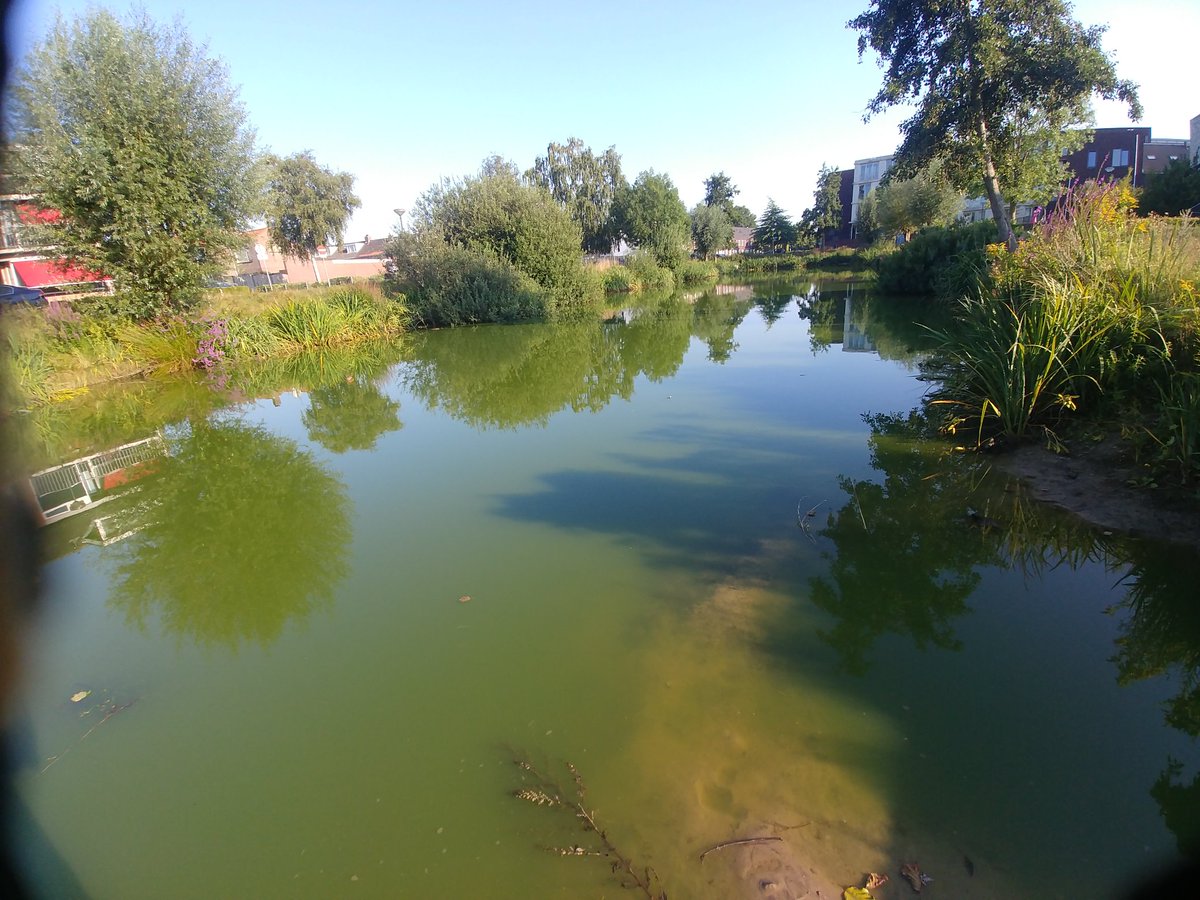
<box><xmin>11</xmin><ymin>279</ymin><xmax>1200</xmax><ymax>898</ymax></box>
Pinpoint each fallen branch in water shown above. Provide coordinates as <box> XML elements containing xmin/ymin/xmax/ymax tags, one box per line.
<box><xmin>41</xmin><ymin>696</ymin><xmax>138</xmax><ymax>774</ymax></box>
<box><xmin>508</xmin><ymin>749</ymin><xmax>667</xmax><ymax>899</ymax></box>
<box><xmin>698</xmin><ymin>835</ymin><xmax>783</xmax><ymax>863</ymax></box>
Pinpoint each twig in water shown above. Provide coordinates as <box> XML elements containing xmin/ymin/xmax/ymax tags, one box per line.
<box><xmin>698</xmin><ymin>835</ymin><xmax>783</xmax><ymax>863</ymax></box>
<box><xmin>509</xmin><ymin>749</ymin><xmax>667</xmax><ymax>899</ymax></box>
<box><xmin>851</xmin><ymin>485</ymin><xmax>869</xmax><ymax>532</ymax></box>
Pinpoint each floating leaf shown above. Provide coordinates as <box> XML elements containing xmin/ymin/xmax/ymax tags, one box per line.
<box><xmin>843</xmin><ymin>888</ymin><xmax>873</xmax><ymax>900</ymax></box>
<box><xmin>458</xmin><ymin>595</ymin><xmax>471</xmax><ymax>603</ymax></box>
<box><xmin>70</xmin><ymin>690</ymin><xmax>91</xmax><ymax>703</ymax></box>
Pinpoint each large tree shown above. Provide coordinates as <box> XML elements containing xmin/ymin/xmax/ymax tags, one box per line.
<box><xmin>850</xmin><ymin>0</ymin><xmax>1140</xmax><ymax>250</ymax></box>
<box><xmin>612</xmin><ymin>170</ymin><xmax>691</xmax><ymax>269</ymax></box>
<box><xmin>262</xmin><ymin>151</ymin><xmax>360</xmax><ymax>262</ymax></box>
<box><xmin>8</xmin><ymin>9</ymin><xmax>258</xmax><ymax>319</ymax></box>
<box><xmin>526</xmin><ymin>138</ymin><xmax>626</xmax><ymax>254</ymax></box>
<box><xmin>690</xmin><ymin>203</ymin><xmax>734</xmax><ymax>259</ymax></box>
<box><xmin>799</xmin><ymin>164</ymin><xmax>844</xmax><ymax>248</ymax></box>
<box><xmin>753</xmin><ymin>200</ymin><xmax>796</xmax><ymax>254</ymax></box>
<box><xmin>703</xmin><ymin>171</ymin><xmax>756</xmax><ymax>227</ymax></box>
<box><xmin>1139</xmin><ymin>158</ymin><xmax>1200</xmax><ymax>217</ymax></box>
<box><xmin>873</xmin><ymin>163</ymin><xmax>963</xmax><ymax>239</ymax></box>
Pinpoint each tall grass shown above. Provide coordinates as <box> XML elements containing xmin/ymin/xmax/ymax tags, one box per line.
<box><xmin>1</xmin><ymin>285</ymin><xmax>407</xmax><ymax>410</ymax></box>
<box><xmin>928</xmin><ymin>178</ymin><xmax>1200</xmax><ymax>484</ymax></box>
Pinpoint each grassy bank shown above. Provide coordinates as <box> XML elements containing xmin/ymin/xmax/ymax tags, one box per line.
<box><xmin>2</xmin><ymin>283</ymin><xmax>406</xmax><ymax>409</ymax></box>
<box><xmin>924</xmin><ymin>181</ymin><xmax>1200</xmax><ymax>487</ymax></box>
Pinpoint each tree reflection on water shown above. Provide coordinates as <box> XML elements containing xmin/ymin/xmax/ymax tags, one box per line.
<box><xmin>815</xmin><ymin>406</ymin><xmax>1200</xmax><ymax>856</ymax></box>
<box><xmin>110</xmin><ymin>417</ymin><xmax>350</xmax><ymax>649</ymax></box>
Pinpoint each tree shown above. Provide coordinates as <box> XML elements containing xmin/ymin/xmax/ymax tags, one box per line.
<box><xmin>527</xmin><ymin>138</ymin><xmax>627</xmax><ymax>254</ymax></box>
<box><xmin>850</xmin><ymin>0</ymin><xmax>1140</xmax><ymax>251</ymax></box>
<box><xmin>262</xmin><ymin>151</ymin><xmax>360</xmax><ymax>263</ymax></box>
<box><xmin>690</xmin><ymin>204</ymin><xmax>734</xmax><ymax>259</ymax></box>
<box><xmin>703</xmin><ymin>171</ymin><xmax>756</xmax><ymax>227</ymax></box>
<box><xmin>752</xmin><ymin>200</ymin><xmax>796</xmax><ymax>254</ymax></box>
<box><xmin>873</xmin><ymin>163</ymin><xmax>963</xmax><ymax>238</ymax></box>
<box><xmin>1139</xmin><ymin>158</ymin><xmax>1200</xmax><ymax>216</ymax></box>
<box><xmin>612</xmin><ymin>170</ymin><xmax>691</xmax><ymax>269</ymax></box>
<box><xmin>798</xmin><ymin>164</ymin><xmax>844</xmax><ymax>248</ymax></box>
<box><xmin>703</xmin><ymin>172</ymin><xmax>738</xmax><ymax>208</ymax></box>
<box><xmin>388</xmin><ymin>159</ymin><xmax>600</xmax><ymax>323</ymax></box>
<box><xmin>8</xmin><ymin>9</ymin><xmax>258</xmax><ymax>319</ymax></box>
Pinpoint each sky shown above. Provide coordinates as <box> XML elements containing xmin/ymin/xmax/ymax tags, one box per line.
<box><xmin>6</xmin><ymin>0</ymin><xmax>1199</xmax><ymax>241</ymax></box>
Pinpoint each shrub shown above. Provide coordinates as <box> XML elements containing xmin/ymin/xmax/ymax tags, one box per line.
<box><xmin>391</xmin><ymin>162</ymin><xmax>602</xmax><ymax>323</ymax></box>
<box><xmin>602</xmin><ymin>265</ymin><xmax>637</xmax><ymax>293</ymax></box>
<box><xmin>676</xmin><ymin>259</ymin><xmax>719</xmax><ymax>286</ymax></box>
<box><xmin>624</xmin><ymin>251</ymin><xmax>675</xmax><ymax>293</ymax></box>
<box><xmin>873</xmin><ymin>221</ymin><xmax>998</xmax><ymax>299</ymax></box>
<box><xmin>391</xmin><ymin>242</ymin><xmax>548</xmax><ymax>327</ymax></box>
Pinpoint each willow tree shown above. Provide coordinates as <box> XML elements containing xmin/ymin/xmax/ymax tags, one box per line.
<box><xmin>526</xmin><ymin>138</ymin><xmax>626</xmax><ymax>254</ymax></box>
<box><xmin>262</xmin><ymin>151</ymin><xmax>360</xmax><ymax>266</ymax></box>
<box><xmin>8</xmin><ymin>9</ymin><xmax>258</xmax><ymax>318</ymax></box>
<box><xmin>850</xmin><ymin>0</ymin><xmax>1140</xmax><ymax>250</ymax></box>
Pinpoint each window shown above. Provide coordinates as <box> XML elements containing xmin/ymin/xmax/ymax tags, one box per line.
<box><xmin>1112</xmin><ymin>148</ymin><xmax>1129</xmax><ymax>167</ymax></box>
<box><xmin>859</xmin><ymin>161</ymin><xmax>878</xmax><ymax>180</ymax></box>
<box><xmin>1087</xmin><ymin>151</ymin><xmax>1097</xmax><ymax>169</ymax></box>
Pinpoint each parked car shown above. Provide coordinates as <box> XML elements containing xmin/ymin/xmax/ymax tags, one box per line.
<box><xmin>0</xmin><ymin>284</ymin><xmax>47</xmax><ymax>306</ymax></box>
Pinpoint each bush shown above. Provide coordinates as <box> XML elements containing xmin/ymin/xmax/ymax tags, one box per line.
<box><xmin>676</xmin><ymin>258</ymin><xmax>719</xmax><ymax>286</ymax></box>
<box><xmin>390</xmin><ymin>162</ymin><xmax>603</xmax><ymax>324</ymax></box>
<box><xmin>873</xmin><ymin>221</ymin><xmax>998</xmax><ymax>300</ymax></box>
<box><xmin>390</xmin><ymin>242</ymin><xmax>549</xmax><ymax>326</ymax></box>
<box><xmin>602</xmin><ymin>265</ymin><xmax>637</xmax><ymax>293</ymax></box>
<box><xmin>625</xmin><ymin>250</ymin><xmax>675</xmax><ymax>293</ymax></box>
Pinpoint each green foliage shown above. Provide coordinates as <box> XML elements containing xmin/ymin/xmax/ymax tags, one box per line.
<box><xmin>753</xmin><ymin>200</ymin><xmax>798</xmax><ymax>254</ymax></box>
<box><xmin>1139</xmin><ymin>158</ymin><xmax>1200</xmax><ymax>217</ymax></box>
<box><xmin>262</xmin><ymin>151</ymin><xmax>361</xmax><ymax>260</ymax></box>
<box><xmin>391</xmin><ymin>239</ymin><xmax>548</xmax><ymax>326</ymax></box>
<box><xmin>623</xmin><ymin>250</ymin><xmax>676</xmax><ymax>293</ymax></box>
<box><xmin>690</xmin><ymin>203</ymin><xmax>734</xmax><ymax>259</ymax></box>
<box><xmin>676</xmin><ymin>259</ymin><xmax>719</xmax><ymax>286</ymax></box>
<box><xmin>612</xmin><ymin>170</ymin><xmax>691</xmax><ymax>270</ymax></box>
<box><xmin>701</xmin><ymin>172</ymin><xmax>756</xmax><ymax>227</ymax></box>
<box><xmin>527</xmin><ymin>138</ymin><xmax>627</xmax><ymax>254</ymax></box>
<box><xmin>873</xmin><ymin>163</ymin><xmax>963</xmax><ymax>238</ymax></box>
<box><xmin>391</xmin><ymin>161</ymin><xmax>601</xmax><ymax>324</ymax></box>
<box><xmin>926</xmin><ymin>288</ymin><xmax>1120</xmax><ymax>445</ymax></box>
<box><xmin>798</xmin><ymin>164</ymin><xmax>843</xmax><ymax>247</ymax></box>
<box><xmin>9</xmin><ymin>9</ymin><xmax>258</xmax><ymax>319</ymax></box>
<box><xmin>873</xmin><ymin>221</ymin><xmax>998</xmax><ymax>299</ymax></box>
<box><xmin>850</xmin><ymin>0</ymin><xmax>1141</xmax><ymax>248</ymax></box>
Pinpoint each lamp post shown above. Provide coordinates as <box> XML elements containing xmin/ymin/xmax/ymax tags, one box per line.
<box><xmin>393</xmin><ymin>208</ymin><xmax>406</xmax><ymax>232</ymax></box>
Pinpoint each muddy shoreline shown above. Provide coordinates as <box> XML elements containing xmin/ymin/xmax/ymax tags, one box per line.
<box><xmin>992</xmin><ymin>437</ymin><xmax>1200</xmax><ymax>549</ymax></box>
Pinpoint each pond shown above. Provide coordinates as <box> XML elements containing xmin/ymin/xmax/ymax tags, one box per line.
<box><xmin>10</xmin><ymin>277</ymin><xmax>1200</xmax><ymax>898</ymax></box>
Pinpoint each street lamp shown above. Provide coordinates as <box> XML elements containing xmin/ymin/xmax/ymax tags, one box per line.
<box><xmin>393</xmin><ymin>208</ymin><xmax>406</xmax><ymax>232</ymax></box>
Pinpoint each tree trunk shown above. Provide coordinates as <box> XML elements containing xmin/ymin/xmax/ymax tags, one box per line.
<box><xmin>978</xmin><ymin>119</ymin><xmax>1017</xmax><ymax>252</ymax></box>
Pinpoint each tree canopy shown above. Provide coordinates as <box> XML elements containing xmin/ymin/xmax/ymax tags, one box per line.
<box><xmin>850</xmin><ymin>0</ymin><xmax>1140</xmax><ymax>250</ymax></box>
<box><xmin>703</xmin><ymin>171</ymin><xmax>756</xmax><ymax>227</ymax></box>
<box><xmin>263</xmin><ymin>151</ymin><xmax>360</xmax><ymax>260</ymax></box>
<box><xmin>8</xmin><ymin>9</ymin><xmax>258</xmax><ymax>319</ymax></box>
<box><xmin>874</xmin><ymin>163</ymin><xmax>962</xmax><ymax>238</ymax></box>
<box><xmin>387</xmin><ymin>159</ymin><xmax>600</xmax><ymax>324</ymax></box>
<box><xmin>690</xmin><ymin>204</ymin><xmax>734</xmax><ymax>259</ymax></box>
<box><xmin>798</xmin><ymin>164</ymin><xmax>844</xmax><ymax>247</ymax></box>
<box><xmin>753</xmin><ymin>200</ymin><xmax>797</xmax><ymax>254</ymax></box>
<box><xmin>1139</xmin><ymin>158</ymin><xmax>1200</xmax><ymax>217</ymax></box>
<box><xmin>527</xmin><ymin>138</ymin><xmax>627</xmax><ymax>254</ymax></box>
<box><xmin>612</xmin><ymin>170</ymin><xmax>691</xmax><ymax>269</ymax></box>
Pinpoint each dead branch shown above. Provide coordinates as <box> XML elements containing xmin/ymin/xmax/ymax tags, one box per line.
<box><xmin>698</xmin><ymin>835</ymin><xmax>783</xmax><ymax>863</ymax></box>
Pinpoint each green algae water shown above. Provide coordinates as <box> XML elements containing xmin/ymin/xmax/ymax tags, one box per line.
<box><xmin>11</xmin><ymin>280</ymin><xmax>1200</xmax><ymax>898</ymax></box>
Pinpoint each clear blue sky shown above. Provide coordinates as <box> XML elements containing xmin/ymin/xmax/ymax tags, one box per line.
<box><xmin>7</xmin><ymin>0</ymin><xmax>1198</xmax><ymax>240</ymax></box>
